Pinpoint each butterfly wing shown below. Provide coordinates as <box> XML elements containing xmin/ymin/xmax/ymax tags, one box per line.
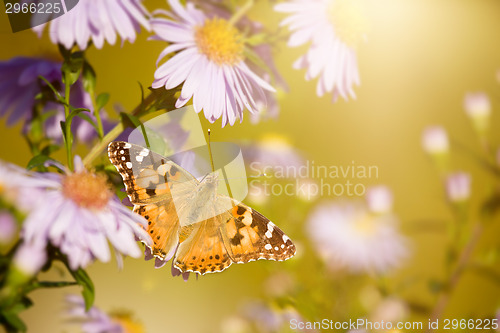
<box><xmin>174</xmin><ymin>218</ymin><xmax>233</xmax><ymax>274</ymax></box>
<box><xmin>109</xmin><ymin>141</ymin><xmax>296</xmax><ymax>275</ymax></box>
<box><xmin>174</xmin><ymin>198</ymin><xmax>296</xmax><ymax>275</ymax></box>
<box><xmin>220</xmin><ymin>200</ymin><xmax>296</xmax><ymax>263</ymax></box>
<box><xmin>134</xmin><ymin>203</ymin><xmax>179</xmax><ymax>260</ymax></box>
<box><xmin>108</xmin><ymin>141</ymin><xmax>198</xmax><ymax>205</ymax></box>
<box><xmin>108</xmin><ymin>141</ymin><xmax>196</xmax><ymax>260</ymax></box>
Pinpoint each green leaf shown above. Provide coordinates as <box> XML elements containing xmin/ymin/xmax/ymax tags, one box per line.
<box><xmin>148</xmin><ymin>87</ymin><xmax>177</xmax><ymax>114</ymax></box>
<box><xmin>10</xmin><ymin>297</ymin><xmax>33</xmax><ymax>313</ymax></box>
<box><xmin>76</xmin><ymin>113</ymin><xmax>100</xmax><ymax>134</ymax></box>
<box><xmin>41</xmin><ymin>144</ymin><xmax>61</xmax><ymax>156</ymax></box>
<box><xmin>69</xmin><ymin>268</ymin><xmax>95</xmax><ymax>311</ymax></box>
<box><xmin>82</xmin><ymin>62</ymin><xmax>96</xmax><ymax>94</ymax></box>
<box><xmin>26</xmin><ymin>155</ymin><xmax>58</xmax><ymax>171</ymax></box>
<box><xmin>1</xmin><ymin>311</ymin><xmax>27</xmax><ymax>332</ymax></box>
<box><xmin>66</xmin><ymin>108</ymin><xmax>91</xmax><ymax>125</ymax></box>
<box><xmin>38</xmin><ymin>75</ymin><xmax>64</xmax><ymax>102</ymax></box>
<box><xmin>60</xmin><ymin>120</ymin><xmax>67</xmax><ymax>140</ymax></box>
<box><xmin>96</xmin><ymin>93</ymin><xmax>110</xmax><ymax>110</ymax></box>
<box><xmin>60</xmin><ymin>109</ymin><xmax>89</xmax><ymax>149</ymax></box>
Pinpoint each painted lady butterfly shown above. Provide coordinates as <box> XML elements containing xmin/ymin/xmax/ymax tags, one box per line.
<box><xmin>108</xmin><ymin>141</ymin><xmax>296</xmax><ymax>275</ymax></box>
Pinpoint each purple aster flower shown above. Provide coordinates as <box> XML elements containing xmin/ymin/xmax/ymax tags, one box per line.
<box><xmin>22</xmin><ymin>157</ymin><xmax>151</xmax><ymax>270</ymax></box>
<box><xmin>0</xmin><ymin>57</ymin><xmax>110</xmax><ymax>143</ymax></box>
<box><xmin>0</xmin><ymin>159</ymin><xmax>50</xmax><ymax>211</ymax></box>
<box><xmin>306</xmin><ymin>200</ymin><xmax>408</xmax><ymax>274</ymax></box>
<box><xmin>275</xmin><ymin>0</ymin><xmax>367</xmax><ymax>101</ymax></box>
<box><xmin>33</xmin><ymin>0</ymin><xmax>151</xmax><ymax>50</ymax></box>
<box><xmin>151</xmin><ymin>0</ymin><xmax>276</xmax><ymax>126</ymax></box>
<box><xmin>192</xmin><ymin>0</ymin><xmax>287</xmax><ymax>124</ymax></box>
<box><xmin>66</xmin><ymin>295</ymin><xmax>145</xmax><ymax>333</ymax></box>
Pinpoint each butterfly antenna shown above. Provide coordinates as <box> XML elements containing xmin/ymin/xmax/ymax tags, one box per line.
<box><xmin>207</xmin><ymin>129</ymin><xmax>235</xmax><ymax>201</ymax></box>
<box><xmin>207</xmin><ymin>129</ymin><xmax>215</xmax><ymax>173</ymax></box>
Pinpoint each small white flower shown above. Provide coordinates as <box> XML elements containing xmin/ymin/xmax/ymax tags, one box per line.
<box><xmin>445</xmin><ymin>172</ymin><xmax>471</xmax><ymax>203</ymax></box>
<box><xmin>422</xmin><ymin>126</ymin><xmax>449</xmax><ymax>155</ymax></box>
<box><xmin>366</xmin><ymin>186</ymin><xmax>393</xmax><ymax>214</ymax></box>
<box><xmin>464</xmin><ymin>92</ymin><xmax>491</xmax><ymax>119</ymax></box>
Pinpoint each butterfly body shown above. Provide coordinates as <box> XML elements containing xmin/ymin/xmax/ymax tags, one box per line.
<box><xmin>108</xmin><ymin>141</ymin><xmax>296</xmax><ymax>275</ymax></box>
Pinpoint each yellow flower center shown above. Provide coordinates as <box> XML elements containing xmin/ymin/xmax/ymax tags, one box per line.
<box><xmin>195</xmin><ymin>18</ymin><xmax>244</xmax><ymax>65</ymax></box>
<box><xmin>111</xmin><ymin>313</ymin><xmax>145</xmax><ymax>333</ymax></box>
<box><xmin>62</xmin><ymin>172</ymin><xmax>112</xmax><ymax>210</ymax></box>
<box><xmin>260</xmin><ymin>134</ymin><xmax>292</xmax><ymax>151</ymax></box>
<box><xmin>328</xmin><ymin>0</ymin><xmax>368</xmax><ymax>48</ymax></box>
<box><xmin>353</xmin><ymin>214</ymin><xmax>376</xmax><ymax>236</ymax></box>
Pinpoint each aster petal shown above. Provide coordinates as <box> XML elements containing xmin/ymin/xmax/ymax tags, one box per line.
<box><xmin>105</xmin><ymin>0</ymin><xmax>135</xmax><ymax>42</ymax></box>
<box><xmin>119</xmin><ymin>0</ymin><xmax>151</xmax><ymax>31</ymax></box>
<box><xmin>154</xmin><ymin>48</ymin><xmax>197</xmax><ymax>80</ymax></box>
<box><xmin>150</xmin><ymin>18</ymin><xmax>194</xmax><ymax>43</ymax></box>
<box><xmin>156</xmin><ymin>42</ymin><xmax>192</xmax><ymax>67</ymax></box>
<box><xmin>180</xmin><ymin>55</ymin><xmax>204</xmax><ymax>100</ymax></box>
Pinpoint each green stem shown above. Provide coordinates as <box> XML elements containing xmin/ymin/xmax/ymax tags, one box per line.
<box><xmin>24</xmin><ymin>281</ymin><xmax>78</xmax><ymax>293</ymax></box>
<box><xmin>82</xmin><ymin>92</ymin><xmax>157</xmax><ymax>167</ymax></box>
<box><xmin>427</xmin><ymin>223</ymin><xmax>483</xmax><ymax>332</ymax></box>
<box><xmin>90</xmin><ymin>91</ymin><xmax>104</xmax><ymax>139</ymax></box>
<box><xmin>229</xmin><ymin>0</ymin><xmax>254</xmax><ymax>26</ymax></box>
<box><xmin>63</xmin><ymin>71</ymin><xmax>74</xmax><ymax>171</ymax></box>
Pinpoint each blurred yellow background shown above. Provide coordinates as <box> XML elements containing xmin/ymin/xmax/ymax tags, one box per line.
<box><xmin>1</xmin><ymin>0</ymin><xmax>500</xmax><ymax>331</ymax></box>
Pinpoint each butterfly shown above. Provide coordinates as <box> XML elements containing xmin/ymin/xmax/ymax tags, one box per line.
<box><xmin>108</xmin><ymin>141</ymin><xmax>296</xmax><ymax>275</ymax></box>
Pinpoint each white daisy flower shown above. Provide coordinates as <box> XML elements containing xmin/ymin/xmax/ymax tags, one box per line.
<box><xmin>151</xmin><ymin>0</ymin><xmax>275</xmax><ymax>126</ymax></box>
<box><xmin>275</xmin><ymin>0</ymin><xmax>367</xmax><ymax>101</ymax></box>
<box><xmin>306</xmin><ymin>200</ymin><xmax>407</xmax><ymax>274</ymax></box>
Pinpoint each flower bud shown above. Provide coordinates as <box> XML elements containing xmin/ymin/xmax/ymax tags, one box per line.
<box><xmin>13</xmin><ymin>242</ymin><xmax>47</xmax><ymax>277</ymax></box>
<box><xmin>422</xmin><ymin>126</ymin><xmax>449</xmax><ymax>155</ymax></box>
<box><xmin>464</xmin><ymin>92</ymin><xmax>491</xmax><ymax>134</ymax></box>
<box><xmin>445</xmin><ymin>172</ymin><xmax>471</xmax><ymax>203</ymax></box>
<box><xmin>366</xmin><ymin>186</ymin><xmax>393</xmax><ymax>214</ymax></box>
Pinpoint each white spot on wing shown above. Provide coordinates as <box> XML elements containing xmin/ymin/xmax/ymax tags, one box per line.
<box><xmin>121</xmin><ymin>156</ymin><xmax>125</xmax><ymax>161</ymax></box>
<box><xmin>125</xmin><ymin>162</ymin><xmax>133</xmax><ymax>169</ymax></box>
<box><xmin>124</xmin><ymin>143</ymin><xmax>132</xmax><ymax>148</ymax></box>
<box><xmin>282</xmin><ymin>235</ymin><xmax>290</xmax><ymax>243</ymax></box>
<box><xmin>265</xmin><ymin>231</ymin><xmax>272</xmax><ymax>239</ymax></box>
<box><xmin>274</xmin><ymin>246</ymin><xmax>279</xmax><ymax>251</ymax></box>
<box><xmin>120</xmin><ymin>150</ymin><xmax>124</xmax><ymax>154</ymax></box>
<box><xmin>157</xmin><ymin>164</ymin><xmax>169</xmax><ymax>176</ymax></box>
<box><xmin>264</xmin><ymin>244</ymin><xmax>272</xmax><ymax>250</ymax></box>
